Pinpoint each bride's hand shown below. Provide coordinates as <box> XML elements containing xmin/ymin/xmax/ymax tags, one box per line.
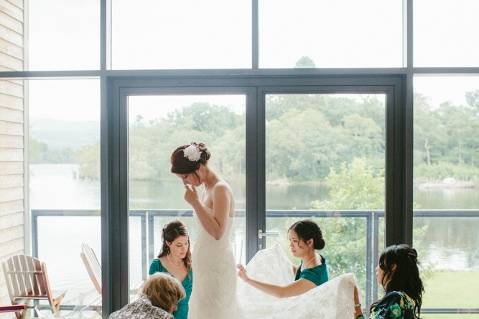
<box><xmin>237</xmin><ymin>265</ymin><xmax>250</xmax><ymax>282</ymax></box>
<box><xmin>184</xmin><ymin>184</ymin><xmax>199</xmax><ymax>206</ymax></box>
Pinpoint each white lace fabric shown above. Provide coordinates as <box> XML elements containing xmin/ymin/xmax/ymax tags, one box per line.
<box><xmin>188</xmin><ymin>202</ymin><xmax>242</xmax><ymax>319</ymax></box>
<box><xmin>237</xmin><ymin>244</ymin><xmax>356</xmax><ymax>319</ymax></box>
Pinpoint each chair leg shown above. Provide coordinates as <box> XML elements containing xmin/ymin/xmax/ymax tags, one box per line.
<box><xmin>11</xmin><ymin>300</ymin><xmax>28</xmax><ymax>319</ymax></box>
<box><xmin>15</xmin><ymin>309</ymin><xmax>26</xmax><ymax>319</ymax></box>
<box><xmin>50</xmin><ymin>292</ymin><xmax>66</xmax><ymax>315</ymax></box>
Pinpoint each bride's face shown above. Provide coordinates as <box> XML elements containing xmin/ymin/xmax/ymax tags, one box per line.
<box><xmin>167</xmin><ymin>235</ymin><xmax>190</xmax><ymax>259</ymax></box>
<box><xmin>176</xmin><ymin>172</ymin><xmax>202</xmax><ymax>187</ymax></box>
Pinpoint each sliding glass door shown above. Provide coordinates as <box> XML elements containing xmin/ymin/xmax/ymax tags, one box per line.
<box><xmin>105</xmin><ymin>75</ymin><xmax>406</xmax><ymax>311</ymax></box>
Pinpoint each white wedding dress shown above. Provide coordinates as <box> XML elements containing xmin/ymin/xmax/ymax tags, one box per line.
<box><xmin>188</xmin><ymin>198</ymin><xmax>242</xmax><ymax>319</ymax></box>
<box><xmin>188</xmin><ymin>189</ymin><xmax>356</xmax><ymax>319</ymax></box>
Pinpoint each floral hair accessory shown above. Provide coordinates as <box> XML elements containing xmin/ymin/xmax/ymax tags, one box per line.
<box><xmin>183</xmin><ymin>144</ymin><xmax>202</xmax><ymax>162</ymax></box>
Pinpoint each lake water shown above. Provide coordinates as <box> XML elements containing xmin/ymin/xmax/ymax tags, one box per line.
<box><xmin>29</xmin><ymin>164</ymin><xmax>479</xmax><ymax>300</ymax></box>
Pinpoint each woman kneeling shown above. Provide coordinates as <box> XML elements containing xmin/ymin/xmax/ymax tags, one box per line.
<box><xmin>109</xmin><ymin>273</ymin><xmax>185</xmax><ymax>319</ymax></box>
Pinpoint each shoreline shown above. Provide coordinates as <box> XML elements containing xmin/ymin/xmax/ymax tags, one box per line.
<box><xmin>417</xmin><ymin>178</ymin><xmax>476</xmax><ymax>190</ymax></box>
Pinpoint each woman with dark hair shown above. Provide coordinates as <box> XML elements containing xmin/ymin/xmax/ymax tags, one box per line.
<box><xmin>149</xmin><ymin>220</ymin><xmax>192</xmax><ymax>319</ymax></box>
<box><xmin>354</xmin><ymin>244</ymin><xmax>424</xmax><ymax>319</ymax></box>
<box><xmin>237</xmin><ymin>219</ymin><xmax>328</xmax><ymax>298</ymax></box>
<box><xmin>170</xmin><ymin>142</ymin><xmax>242</xmax><ymax>319</ymax></box>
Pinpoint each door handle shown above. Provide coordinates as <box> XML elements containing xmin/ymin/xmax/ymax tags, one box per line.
<box><xmin>258</xmin><ymin>229</ymin><xmax>280</xmax><ymax>239</ymax></box>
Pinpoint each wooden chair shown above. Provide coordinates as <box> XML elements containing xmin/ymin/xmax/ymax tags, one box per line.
<box><xmin>0</xmin><ymin>304</ymin><xmax>27</xmax><ymax>319</ymax></box>
<box><xmin>80</xmin><ymin>243</ymin><xmax>101</xmax><ymax>295</ymax></box>
<box><xmin>80</xmin><ymin>243</ymin><xmax>140</xmax><ymax>302</ymax></box>
<box><xmin>2</xmin><ymin>255</ymin><xmax>66</xmax><ymax>317</ymax></box>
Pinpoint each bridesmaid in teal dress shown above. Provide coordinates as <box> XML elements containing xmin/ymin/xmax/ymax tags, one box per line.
<box><xmin>238</xmin><ymin>220</ymin><xmax>328</xmax><ymax>297</ymax></box>
<box><xmin>149</xmin><ymin>221</ymin><xmax>193</xmax><ymax>319</ymax></box>
<box><xmin>354</xmin><ymin>244</ymin><xmax>424</xmax><ymax>319</ymax></box>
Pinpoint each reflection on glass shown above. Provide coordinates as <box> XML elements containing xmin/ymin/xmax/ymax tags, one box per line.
<box><xmin>127</xmin><ymin>95</ymin><xmax>247</xmax><ymax>298</ymax></box>
<box><xmin>413</xmin><ymin>75</ymin><xmax>479</xmax><ymax>311</ymax></box>
<box><xmin>265</xmin><ymin>93</ymin><xmax>386</xmax><ymax>307</ymax></box>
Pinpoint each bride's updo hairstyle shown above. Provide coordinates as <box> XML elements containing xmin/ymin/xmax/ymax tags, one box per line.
<box><xmin>289</xmin><ymin>220</ymin><xmax>325</xmax><ymax>250</ymax></box>
<box><xmin>171</xmin><ymin>142</ymin><xmax>211</xmax><ymax>174</ymax></box>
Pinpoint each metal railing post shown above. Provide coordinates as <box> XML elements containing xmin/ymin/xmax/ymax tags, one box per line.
<box><xmin>366</xmin><ymin>212</ymin><xmax>372</xmax><ymax>308</ymax></box>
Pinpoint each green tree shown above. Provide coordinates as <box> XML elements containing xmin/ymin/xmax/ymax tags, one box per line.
<box><xmin>29</xmin><ymin>138</ymin><xmax>49</xmax><ymax>163</ymax></box>
<box><xmin>312</xmin><ymin>158</ymin><xmax>384</xmax><ymax>210</ymax></box>
<box><xmin>466</xmin><ymin>89</ymin><xmax>479</xmax><ymax>110</ymax></box>
<box><xmin>295</xmin><ymin>56</ymin><xmax>316</xmax><ymax>68</ymax></box>
<box><xmin>414</xmin><ymin>94</ymin><xmax>446</xmax><ymax>167</ymax></box>
<box><xmin>301</xmin><ymin>158</ymin><xmax>384</xmax><ymax>300</ymax></box>
<box><xmin>169</xmin><ymin>102</ymin><xmax>240</xmax><ymax>136</ymax></box>
<box><xmin>29</xmin><ymin>137</ymin><xmax>74</xmax><ymax>163</ymax></box>
<box><xmin>74</xmin><ymin>144</ymin><xmax>100</xmax><ymax>179</ymax></box>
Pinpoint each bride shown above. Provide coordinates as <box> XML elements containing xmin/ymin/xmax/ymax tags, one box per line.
<box><xmin>170</xmin><ymin>142</ymin><xmax>241</xmax><ymax>319</ymax></box>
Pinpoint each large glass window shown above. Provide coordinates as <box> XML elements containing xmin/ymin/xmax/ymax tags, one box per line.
<box><xmin>413</xmin><ymin>75</ymin><xmax>479</xmax><ymax>315</ymax></box>
<box><xmin>28</xmin><ymin>79</ymin><xmax>101</xmax><ymax>316</ymax></box>
<box><xmin>127</xmin><ymin>94</ymin><xmax>246</xmax><ymax>296</ymax></box>
<box><xmin>260</xmin><ymin>0</ymin><xmax>404</xmax><ymax>68</ymax></box>
<box><xmin>265</xmin><ymin>93</ymin><xmax>386</xmax><ymax>306</ymax></box>
<box><xmin>112</xmin><ymin>0</ymin><xmax>251</xmax><ymax>69</ymax></box>
<box><xmin>28</xmin><ymin>0</ymin><xmax>99</xmax><ymax>70</ymax></box>
<box><xmin>414</xmin><ymin>0</ymin><xmax>479</xmax><ymax>67</ymax></box>
<box><xmin>2</xmin><ymin>1</ymin><xmax>478</xmax><ymax>317</ymax></box>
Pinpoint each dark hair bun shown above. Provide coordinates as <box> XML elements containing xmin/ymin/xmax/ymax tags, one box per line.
<box><xmin>195</xmin><ymin>142</ymin><xmax>211</xmax><ymax>164</ymax></box>
<box><xmin>314</xmin><ymin>237</ymin><xmax>326</xmax><ymax>250</ymax></box>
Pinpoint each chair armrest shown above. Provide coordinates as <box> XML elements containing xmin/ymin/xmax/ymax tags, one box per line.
<box><xmin>0</xmin><ymin>304</ymin><xmax>26</xmax><ymax>313</ymax></box>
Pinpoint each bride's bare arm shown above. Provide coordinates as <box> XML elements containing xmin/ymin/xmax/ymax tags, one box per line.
<box><xmin>189</xmin><ymin>184</ymin><xmax>230</xmax><ymax>240</ymax></box>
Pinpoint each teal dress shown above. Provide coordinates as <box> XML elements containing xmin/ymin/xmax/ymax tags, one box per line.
<box><xmin>294</xmin><ymin>255</ymin><xmax>329</xmax><ymax>286</ymax></box>
<box><xmin>149</xmin><ymin>259</ymin><xmax>192</xmax><ymax>319</ymax></box>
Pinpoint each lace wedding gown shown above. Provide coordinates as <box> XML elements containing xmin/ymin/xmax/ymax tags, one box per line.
<box><xmin>188</xmin><ymin>189</ymin><xmax>355</xmax><ymax>319</ymax></box>
<box><xmin>188</xmin><ymin>200</ymin><xmax>242</xmax><ymax>319</ymax></box>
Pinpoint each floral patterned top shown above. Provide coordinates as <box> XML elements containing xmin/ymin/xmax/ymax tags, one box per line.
<box><xmin>357</xmin><ymin>291</ymin><xmax>416</xmax><ymax>319</ymax></box>
<box><xmin>108</xmin><ymin>295</ymin><xmax>172</xmax><ymax>319</ymax></box>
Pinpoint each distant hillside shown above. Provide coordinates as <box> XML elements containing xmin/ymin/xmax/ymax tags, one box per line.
<box><xmin>30</xmin><ymin>118</ymin><xmax>99</xmax><ymax>150</ymax></box>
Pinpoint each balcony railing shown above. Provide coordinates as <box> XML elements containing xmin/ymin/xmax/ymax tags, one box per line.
<box><xmin>31</xmin><ymin>209</ymin><xmax>479</xmax><ymax>315</ymax></box>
